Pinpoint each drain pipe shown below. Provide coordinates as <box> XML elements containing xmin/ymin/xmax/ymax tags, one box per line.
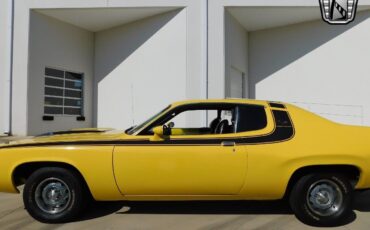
<box><xmin>5</xmin><ymin>0</ymin><xmax>14</xmax><ymax>136</ymax></box>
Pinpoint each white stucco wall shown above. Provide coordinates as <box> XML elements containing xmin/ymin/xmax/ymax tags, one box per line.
<box><xmin>27</xmin><ymin>11</ymin><xmax>94</xmax><ymax>135</ymax></box>
<box><xmin>249</xmin><ymin>11</ymin><xmax>370</xmax><ymax>125</ymax></box>
<box><xmin>0</xmin><ymin>0</ymin><xmax>12</xmax><ymax>135</ymax></box>
<box><xmin>10</xmin><ymin>0</ymin><xmax>205</xmax><ymax>135</ymax></box>
<box><xmin>8</xmin><ymin>0</ymin><xmax>370</xmax><ymax>135</ymax></box>
<box><xmin>95</xmin><ymin>10</ymin><xmax>188</xmax><ymax>130</ymax></box>
<box><xmin>224</xmin><ymin>11</ymin><xmax>248</xmax><ymax>98</ymax></box>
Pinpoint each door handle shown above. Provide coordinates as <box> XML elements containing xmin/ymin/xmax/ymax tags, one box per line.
<box><xmin>221</xmin><ymin>141</ymin><xmax>236</xmax><ymax>147</ymax></box>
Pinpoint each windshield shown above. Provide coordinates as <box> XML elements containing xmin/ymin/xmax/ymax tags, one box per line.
<box><xmin>126</xmin><ymin>105</ymin><xmax>171</xmax><ymax>135</ymax></box>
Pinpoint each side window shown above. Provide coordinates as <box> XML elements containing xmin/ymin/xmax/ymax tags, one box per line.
<box><xmin>236</xmin><ymin>105</ymin><xmax>267</xmax><ymax>132</ymax></box>
<box><xmin>169</xmin><ymin>110</ymin><xmax>232</xmax><ymax>129</ymax></box>
<box><xmin>168</xmin><ymin>110</ymin><xmax>207</xmax><ymax>128</ymax></box>
<box><xmin>138</xmin><ymin>104</ymin><xmax>239</xmax><ymax>136</ymax></box>
<box><xmin>166</xmin><ymin>109</ymin><xmax>235</xmax><ymax>135</ymax></box>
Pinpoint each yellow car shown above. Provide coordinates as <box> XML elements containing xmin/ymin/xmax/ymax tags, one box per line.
<box><xmin>0</xmin><ymin>99</ymin><xmax>369</xmax><ymax>225</ymax></box>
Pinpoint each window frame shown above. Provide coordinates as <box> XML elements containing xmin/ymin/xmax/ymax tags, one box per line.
<box><xmin>137</xmin><ymin>102</ymin><xmax>269</xmax><ymax>136</ymax></box>
<box><xmin>138</xmin><ymin>103</ymin><xmax>237</xmax><ymax>135</ymax></box>
<box><xmin>43</xmin><ymin>67</ymin><xmax>84</xmax><ymax>117</ymax></box>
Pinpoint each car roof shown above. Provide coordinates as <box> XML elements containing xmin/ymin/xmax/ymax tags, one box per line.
<box><xmin>171</xmin><ymin>98</ymin><xmax>275</xmax><ymax>107</ymax></box>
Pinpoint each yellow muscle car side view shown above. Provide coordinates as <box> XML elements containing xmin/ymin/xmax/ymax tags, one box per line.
<box><xmin>1</xmin><ymin>99</ymin><xmax>370</xmax><ymax>226</ymax></box>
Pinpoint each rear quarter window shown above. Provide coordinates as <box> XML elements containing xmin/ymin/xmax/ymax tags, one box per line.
<box><xmin>236</xmin><ymin>105</ymin><xmax>267</xmax><ymax>132</ymax></box>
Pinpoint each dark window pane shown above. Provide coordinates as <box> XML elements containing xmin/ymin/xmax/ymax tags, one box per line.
<box><xmin>44</xmin><ymin>106</ymin><xmax>63</xmax><ymax>115</ymax></box>
<box><xmin>65</xmin><ymin>72</ymin><xmax>82</xmax><ymax>80</ymax></box>
<box><xmin>65</xmin><ymin>89</ymin><xmax>82</xmax><ymax>98</ymax></box>
<box><xmin>273</xmin><ymin>110</ymin><xmax>292</xmax><ymax>127</ymax></box>
<box><xmin>64</xmin><ymin>107</ymin><xmax>81</xmax><ymax>115</ymax></box>
<box><xmin>269</xmin><ymin>102</ymin><xmax>285</xmax><ymax>109</ymax></box>
<box><xmin>45</xmin><ymin>77</ymin><xmax>64</xmax><ymax>87</ymax></box>
<box><xmin>45</xmin><ymin>68</ymin><xmax>64</xmax><ymax>78</ymax></box>
<box><xmin>236</xmin><ymin>105</ymin><xmax>267</xmax><ymax>132</ymax></box>
<box><xmin>65</xmin><ymin>80</ymin><xmax>82</xmax><ymax>90</ymax></box>
<box><xmin>64</xmin><ymin>98</ymin><xmax>82</xmax><ymax>107</ymax></box>
<box><xmin>44</xmin><ymin>97</ymin><xmax>63</xmax><ymax>106</ymax></box>
<box><xmin>45</xmin><ymin>87</ymin><xmax>63</xmax><ymax>96</ymax></box>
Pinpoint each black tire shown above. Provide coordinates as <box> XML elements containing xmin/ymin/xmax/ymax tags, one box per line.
<box><xmin>23</xmin><ymin>167</ymin><xmax>87</xmax><ymax>223</ymax></box>
<box><xmin>289</xmin><ymin>173</ymin><xmax>353</xmax><ymax>226</ymax></box>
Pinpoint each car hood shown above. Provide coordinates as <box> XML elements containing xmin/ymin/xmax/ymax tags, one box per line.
<box><xmin>0</xmin><ymin>128</ymin><xmax>132</xmax><ymax>148</ymax></box>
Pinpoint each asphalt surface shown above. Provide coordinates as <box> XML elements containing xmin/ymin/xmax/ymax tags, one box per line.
<box><xmin>1</xmin><ymin>137</ymin><xmax>370</xmax><ymax>229</ymax></box>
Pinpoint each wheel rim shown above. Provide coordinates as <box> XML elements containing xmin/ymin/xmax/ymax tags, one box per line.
<box><xmin>34</xmin><ymin>177</ymin><xmax>71</xmax><ymax>215</ymax></box>
<box><xmin>306</xmin><ymin>179</ymin><xmax>344</xmax><ymax>217</ymax></box>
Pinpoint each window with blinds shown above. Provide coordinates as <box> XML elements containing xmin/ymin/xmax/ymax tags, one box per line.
<box><xmin>44</xmin><ymin>67</ymin><xmax>84</xmax><ymax>116</ymax></box>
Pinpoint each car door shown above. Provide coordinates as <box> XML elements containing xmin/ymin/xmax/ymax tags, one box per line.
<box><xmin>113</xmin><ymin>137</ymin><xmax>247</xmax><ymax>195</ymax></box>
<box><xmin>113</xmin><ymin>103</ymin><xmax>273</xmax><ymax>196</ymax></box>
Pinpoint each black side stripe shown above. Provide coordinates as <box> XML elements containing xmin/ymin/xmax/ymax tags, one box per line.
<box><xmin>0</xmin><ymin>110</ymin><xmax>294</xmax><ymax>149</ymax></box>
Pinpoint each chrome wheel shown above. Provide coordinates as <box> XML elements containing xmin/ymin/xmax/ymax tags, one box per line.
<box><xmin>34</xmin><ymin>178</ymin><xmax>71</xmax><ymax>215</ymax></box>
<box><xmin>306</xmin><ymin>179</ymin><xmax>343</xmax><ymax>217</ymax></box>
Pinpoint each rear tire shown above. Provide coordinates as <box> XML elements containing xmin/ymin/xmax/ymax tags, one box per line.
<box><xmin>23</xmin><ymin>167</ymin><xmax>87</xmax><ymax>223</ymax></box>
<box><xmin>289</xmin><ymin>173</ymin><xmax>353</xmax><ymax>226</ymax></box>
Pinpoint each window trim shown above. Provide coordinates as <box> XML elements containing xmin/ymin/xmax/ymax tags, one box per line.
<box><xmin>137</xmin><ymin>102</ymin><xmax>269</xmax><ymax>136</ymax></box>
<box><xmin>43</xmin><ymin>67</ymin><xmax>84</xmax><ymax>117</ymax></box>
<box><xmin>138</xmin><ymin>103</ymin><xmax>236</xmax><ymax>135</ymax></box>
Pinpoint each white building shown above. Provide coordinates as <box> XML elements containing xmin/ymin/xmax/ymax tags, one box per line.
<box><xmin>1</xmin><ymin>0</ymin><xmax>370</xmax><ymax>136</ymax></box>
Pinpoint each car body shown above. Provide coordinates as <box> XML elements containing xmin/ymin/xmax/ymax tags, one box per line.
<box><xmin>0</xmin><ymin>99</ymin><xmax>369</xmax><ymax>225</ymax></box>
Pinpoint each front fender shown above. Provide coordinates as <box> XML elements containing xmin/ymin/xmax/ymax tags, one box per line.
<box><xmin>0</xmin><ymin>146</ymin><xmax>123</xmax><ymax>201</ymax></box>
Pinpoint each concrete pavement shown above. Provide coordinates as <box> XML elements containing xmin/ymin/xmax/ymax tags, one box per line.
<box><xmin>1</xmin><ymin>191</ymin><xmax>370</xmax><ymax>230</ymax></box>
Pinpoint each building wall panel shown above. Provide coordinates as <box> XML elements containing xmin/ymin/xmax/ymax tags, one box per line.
<box><xmin>0</xmin><ymin>0</ymin><xmax>11</xmax><ymax>135</ymax></box>
<box><xmin>27</xmin><ymin>11</ymin><xmax>94</xmax><ymax>135</ymax></box>
<box><xmin>95</xmin><ymin>10</ymin><xmax>187</xmax><ymax>130</ymax></box>
<box><xmin>224</xmin><ymin>11</ymin><xmax>248</xmax><ymax>98</ymax></box>
<box><xmin>249</xmin><ymin>11</ymin><xmax>370</xmax><ymax>125</ymax></box>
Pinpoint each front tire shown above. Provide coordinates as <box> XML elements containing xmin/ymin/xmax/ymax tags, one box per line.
<box><xmin>289</xmin><ymin>173</ymin><xmax>353</xmax><ymax>226</ymax></box>
<box><xmin>23</xmin><ymin>167</ymin><xmax>86</xmax><ymax>223</ymax></box>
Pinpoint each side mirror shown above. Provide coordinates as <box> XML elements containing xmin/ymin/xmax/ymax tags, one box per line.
<box><xmin>151</xmin><ymin>125</ymin><xmax>171</xmax><ymax>141</ymax></box>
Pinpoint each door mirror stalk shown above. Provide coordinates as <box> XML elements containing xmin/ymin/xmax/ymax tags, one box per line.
<box><xmin>150</xmin><ymin>125</ymin><xmax>171</xmax><ymax>141</ymax></box>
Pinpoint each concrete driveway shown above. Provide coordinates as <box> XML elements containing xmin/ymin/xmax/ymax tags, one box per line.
<box><xmin>1</xmin><ymin>191</ymin><xmax>370</xmax><ymax>230</ymax></box>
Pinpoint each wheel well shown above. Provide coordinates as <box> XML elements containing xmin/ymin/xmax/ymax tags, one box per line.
<box><xmin>284</xmin><ymin>165</ymin><xmax>361</xmax><ymax>198</ymax></box>
<box><xmin>12</xmin><ymin>162</ymin><xmax>92</xmax><ymax>197</ymax></box>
